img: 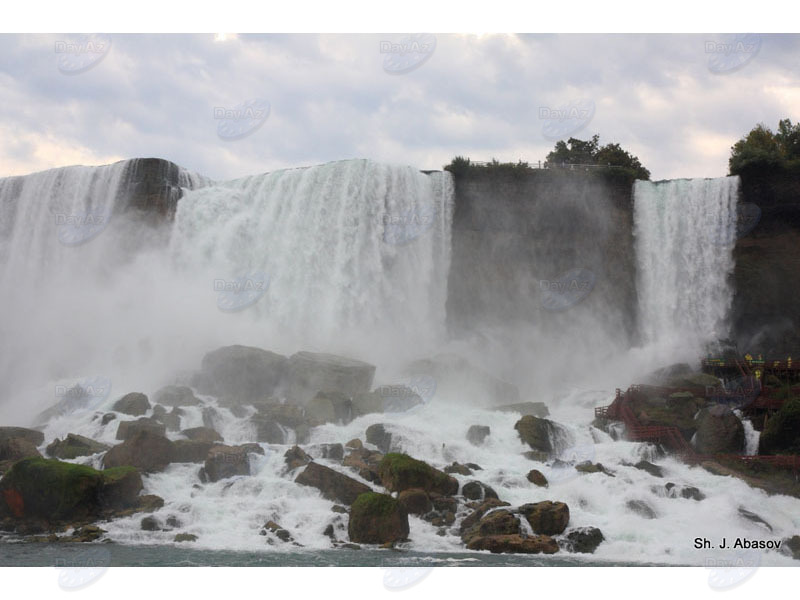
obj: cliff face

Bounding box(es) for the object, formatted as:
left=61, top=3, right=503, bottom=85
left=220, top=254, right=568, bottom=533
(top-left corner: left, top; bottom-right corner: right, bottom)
left=445, top=169, right=639, bottom=345
left=733, top=168, right=800, bottom=354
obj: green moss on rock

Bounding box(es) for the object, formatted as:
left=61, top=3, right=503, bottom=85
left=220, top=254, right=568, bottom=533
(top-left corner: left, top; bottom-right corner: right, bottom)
left=348, top=492, right=409, bottom=544
left=378, top=453, right=458, bottom=496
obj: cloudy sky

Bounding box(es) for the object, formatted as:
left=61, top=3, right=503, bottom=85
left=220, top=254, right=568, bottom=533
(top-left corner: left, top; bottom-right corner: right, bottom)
left=1, top=32, right=798, bottom=181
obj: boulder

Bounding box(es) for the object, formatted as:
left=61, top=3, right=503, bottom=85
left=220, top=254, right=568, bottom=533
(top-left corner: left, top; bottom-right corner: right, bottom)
left=101, top=413, right=117, bottom=426
left=261, top=520, right=294, bottom=543
left=307, top=391, right=353, bottom=426
left=0, top=427, right=44, bottom=447
left=694, top=406, right=745, bottom=455
left=397, top=488, right=433, bottom=515
left=174, top=533, right=197, bottom=542
left=295, top=462, right=372, bottom=505
left=103, top=430, right=176, bottom=473
left=351, top=392, right=383, bottom=417
left=172, top=440, right=214, bottom=463
left=98, top=467, right=144, bottom=510
left=626, top=499, right=657, bottom=519
left=342, top=448, right=383, bottom=482
left=284, top=445, right=312, bottom=471
left=575, top=462, right=614, bottom=477
left=461, top=509, right=521, bottom=545
left=152, top=405, right=182, bottom=431
left=378, top=453, right=459, bottom=496
left=759, top=398, right=800, bottom=455
left=467, top=534, right=559, bottom=554
left=514, top=416, right=562, bottom=454
left=318, top=443, right=344, bottom=461
left=462, top=481, right=499, bottom=501
left=466, top=425, right=491, bottom=446
left=116, top=418, right=166, bottom=441
left=141, top=515, right=160, bottom=531
left=738, top=507, right=772, bottom=532
left=370, top=385, right=423, bottom=413
left=785, top=535, right=800, bottom=560
left=0, top=437, right=41, bottom=469
left=286, top=351, right=376, bottom=404
left=46, top=434, right=110, bottom=459
left=561, top=527, right=605, bottom=553
left=633, top=460, right=664, bottom=478
left=526, top=469, right=548, bottom=487
left=112, top=393, right=151, bottom=416
left=365, top=423, right=392, bottom=453
left=444, top=462, right=473, bottom=476
left=664, top=482, right=705, bottom=501
left=345, top=438, right=363, bottom=450
left=203, top=445, right=250, bottom=482
left=494, top=402, right=550, bottom=418
left=249, top=401, right=309, bottom=444
left=154, top=385, right=201, bottom=407
left=181, top=427, right=223, bottom=443
left=348, top=492, right=409, bottom=544
left=196, top=345, right=288, bottom=405
left=518, top=501, right=570, bottom=535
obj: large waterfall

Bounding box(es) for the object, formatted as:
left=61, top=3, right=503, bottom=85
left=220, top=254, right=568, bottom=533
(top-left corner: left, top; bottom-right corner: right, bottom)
left=633, top=177, right=739, bottom=351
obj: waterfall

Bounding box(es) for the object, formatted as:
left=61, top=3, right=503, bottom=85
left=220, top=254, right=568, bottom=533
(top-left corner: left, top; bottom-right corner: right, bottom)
left=633, top=177, right=739, bottom=351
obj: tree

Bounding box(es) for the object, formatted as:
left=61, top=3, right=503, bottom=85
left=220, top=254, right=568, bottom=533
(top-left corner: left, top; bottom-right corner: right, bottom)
left=545, top=135, right=650, bottom=180
left=729, top=118, right=800, bottom=175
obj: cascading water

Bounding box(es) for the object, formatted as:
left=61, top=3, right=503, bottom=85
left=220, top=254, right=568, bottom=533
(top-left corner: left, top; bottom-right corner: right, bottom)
left=633, top=176, right=740, bottom=351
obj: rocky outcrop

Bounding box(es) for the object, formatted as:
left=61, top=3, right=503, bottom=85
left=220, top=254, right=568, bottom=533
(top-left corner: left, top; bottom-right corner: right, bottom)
left=295, top=462, right=372, bottom=505
left=307, top=391, right=353, bottom=426
left=152, top=405, right=182, bottom=431
left=514, top=415, right=563, bottom=454
left=348, top=492, right=409, bottom=544
left=378, top=453, right=459, bottom=496
left=0, top=427, right=44, bottom=446
left=196, top=345, right=288, bottom=405
left=286, top=351, right=376, bottom=404
left=466, top=425, right=490, bottom=446
left=342, top=447, right=383, bottom=482
left=181, top=427, right=223, bottom=443
left=397, top=488, right=433, bottom=515
left=561, top=527, right=605, bottom=553
left=249, top=401, right=308, bottom=444
left=0, top=437, right=41, bottom=474
left=462, top=481, right=499, bottom=501
left=365, top=423, right=392, bottom=453
left=46, top=434, right=110, bottom=459
left=103, top=430, right=176, bottom=472
left=172, top=440, right=214, bottom=463
left=112, top=392, right=151, bottom=416
left=518, top=501, right=570, bottom=535
left=694, top=406, right=745, bottom=454
left=116, top=418, right=166, bottom=441
left=202, top=445, right=250, bottom=482
left=153, top=385, right=201, bottom=407
left=461, top=508, right=521, bottom=545
left=284, top=445, right=312, bottom=471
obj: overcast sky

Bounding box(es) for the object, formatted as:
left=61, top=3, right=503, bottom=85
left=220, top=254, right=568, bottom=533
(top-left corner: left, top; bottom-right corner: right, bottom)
left=1, top=32, right=798, bottom=181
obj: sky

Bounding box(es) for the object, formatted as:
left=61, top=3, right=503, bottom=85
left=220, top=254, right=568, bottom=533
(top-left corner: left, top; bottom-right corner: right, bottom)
left=1, top=32, right=799, bottom=181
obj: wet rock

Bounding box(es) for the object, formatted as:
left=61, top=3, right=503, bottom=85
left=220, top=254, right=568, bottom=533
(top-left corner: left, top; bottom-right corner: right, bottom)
left=526, top=469, right=548, bottom=487
left=467, top=534, right=559, bottom=554
left=494, top=402, right=550, bottom=418
left=154, top=385, right=201, bottom=407
left=348, top=492, right=409, bottom=545
left=694, top=406, right=745, bottom=454
left=203, top=445, right=250, bottom=482
left=626, top=500, right=657, bottom=519
left=197, top=345, right=288, bottom=405
left=166, top=515, right=182, bottom=529
left=249, top=401, right=308, bottom=443
left=518, top=501, right=570, bottom=535
left=459, top=498, right=512, bottom=535
left=378, top=453, right=459, bottom=496
left=397, top=488, right=433, bottom=516
left=172, top=440, right=214, bottom=463
left=0, top=427, right=44, bottom=447
left=174, top=533, right=197, bottom=542
left=342, top=448, right=383, bottom=482
left=365, top=423, right=392, bottom=453
left=261, top=520, right=293, bottom=542
left=286, top=351, right=376, bottom=404
left=152, top=405, right=181, bottom=432
left=575, top=461, right=614, bottom=477
left=0, top=437, right=41, bottom=474
left=351, top=392, right=383, bottom=417
left=430, top=494, right=458, bottom=513
left=462, top=481, right=499, bottom=501
left=345, top=438, right=362, bottom=450
left=561, top=527, right=605, bottom=553
left=664, top=482, right=705, bottom=501
left=307, top=391, right=353, bottom=426
left=181, top=427, right=223, bottom=443
left=785, top=535, right=800, bottom=560
left=115, top=418, right=166, bottom=441
left=371, top=385, right=423, bottom=413
left=738, top=507, right=773, bottom=532
left=104, top=430, right=176, bottom=473
left=140, top=515, right=161, bottom=531
left=467, top=425, right=491, bottom=446
left=101, top=413, right=117, bottom=426
left=284, top=445, right=312, bottom=471
left=112, top=392, right=151, bottom=416
left=461, top=509, right=520, bottom=545
left=514, top=415, right=562, bottom=454
left=522, top=450, right=550, bottom=462
left=331, top=505, right=348, bottom=514
left=318, top=443, right=344, bottom=461
left=295, top=462, right=371, bottom=505
left=444, top=462, right=473, bottom=476
left=633, top=460, right=664, bottom=478
left=46, top=434, right=110, bottom=459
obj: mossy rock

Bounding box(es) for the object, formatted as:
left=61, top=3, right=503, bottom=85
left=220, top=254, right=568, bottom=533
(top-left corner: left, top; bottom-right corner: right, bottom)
left=759, top=398, right=800, bottom=455
left=378, top=453, right=458, bottom=496
left=347, top=492, right=409, bottom=544
left=46, top=434, right=110, bottom=459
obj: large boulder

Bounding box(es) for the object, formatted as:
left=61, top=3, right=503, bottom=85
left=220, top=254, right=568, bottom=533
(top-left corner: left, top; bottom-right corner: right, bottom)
left=405, top=353, right=520, bottom=405
left=172, top=440, right=214, bottom=463
left=467, top=425, right=491, bottom=446
left=307, top=391, right=353, bottom=426
left=365, top=423, right=393, bottom=453
left=116, top=418, right=166, bottom=441
left=397, top=488, right=433, bottom=516
left=284, top=445, right=312, bottom=471
left=694, top=406, right=745, bottom=454
left=152, top=405, right=182, bottom=431
left=103, top=430, right=176, bottom=473
left=46, top=434, right=110, bottom=459
left=153, top=385, right=201, bottom=407
left=197, top=345, right=288, bottom=405
left=462, top=481, right=499, bottom=501
left=348, top=492, right=409, bottom=544
left=112, top=392, right=151, bottom=416
left=295, top=462, right=372, bottom=505
left=526, top=469, right=548, bottom=487
left=249, top=401, right=309, bottom=444
left=518, top=501, right=570, bottom=535
left=202, top=445, right=250, bottom=482
left=759, top=398, right=800, bottom=455
left=461, top=509, right=521, bottom=545
left=459, top=498, right=512, bottom=535
left=514, top=416, right=563, bottom=454
left=181, top=427, right=223, bottom=443
left=370, top=385, right=423, bottom=413
left=0, top=437, right=41, bottom=474
left=561, top=527, right=604, bottom=553
left=0, top=458, right=142, bottom=527
left=342, top=447, right=383, bottom=482
left=378, top=453, right=459, bottom=496
left=286, top=351, right=376, bottom=404
left=467, top=534, right=559, bottom=554
left=0, top=427, right=44, bottom=447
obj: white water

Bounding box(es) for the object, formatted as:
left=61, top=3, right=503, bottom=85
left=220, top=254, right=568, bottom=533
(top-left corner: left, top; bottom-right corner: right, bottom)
left=634, top=177, right=739, bottom=353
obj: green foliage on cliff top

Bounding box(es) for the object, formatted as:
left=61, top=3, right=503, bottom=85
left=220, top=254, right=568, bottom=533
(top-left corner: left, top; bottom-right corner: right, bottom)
left=729, top=118, right=800, bottom=176
left=759, top=397, right=800, bottom=455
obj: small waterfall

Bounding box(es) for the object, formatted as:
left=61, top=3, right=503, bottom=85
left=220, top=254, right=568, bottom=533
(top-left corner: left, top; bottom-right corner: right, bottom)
left=633, top=177, right=739, bottom=350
